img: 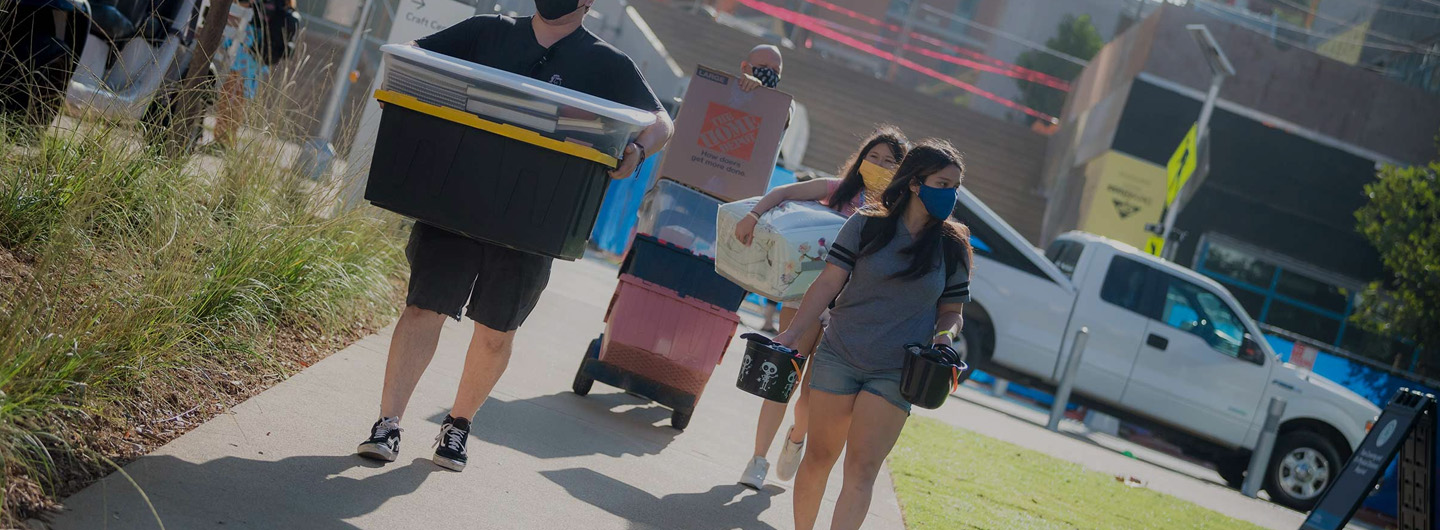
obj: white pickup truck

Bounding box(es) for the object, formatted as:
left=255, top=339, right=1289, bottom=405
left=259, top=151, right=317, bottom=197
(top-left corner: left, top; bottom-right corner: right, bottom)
left=952, top=187, right=1380, bottom=510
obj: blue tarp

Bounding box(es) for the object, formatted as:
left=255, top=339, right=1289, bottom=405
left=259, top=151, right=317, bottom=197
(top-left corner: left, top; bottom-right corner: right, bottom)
left=589, top=157, right=659, bottom=256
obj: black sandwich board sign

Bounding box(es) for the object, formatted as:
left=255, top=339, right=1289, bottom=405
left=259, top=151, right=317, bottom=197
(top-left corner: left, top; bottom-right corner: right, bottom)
left=1302, top=388, right=1435, bottom=530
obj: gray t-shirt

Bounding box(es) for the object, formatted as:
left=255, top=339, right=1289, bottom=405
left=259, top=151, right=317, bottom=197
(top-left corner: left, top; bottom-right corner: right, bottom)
left=820, top=214, right=972, bottom=372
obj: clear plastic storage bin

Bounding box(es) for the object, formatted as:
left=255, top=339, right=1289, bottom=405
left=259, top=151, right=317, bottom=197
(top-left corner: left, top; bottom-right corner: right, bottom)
left=379, top=44, right=654, bottom=159
left=635, top=178, right=724, bottom=258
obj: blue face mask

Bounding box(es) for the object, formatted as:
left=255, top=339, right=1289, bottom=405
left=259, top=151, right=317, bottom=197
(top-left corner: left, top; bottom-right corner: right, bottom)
left=917, top=183, right=958, bottom=220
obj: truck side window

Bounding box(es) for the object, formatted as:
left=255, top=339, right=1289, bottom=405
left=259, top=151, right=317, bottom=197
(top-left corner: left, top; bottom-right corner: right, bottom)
left=1045, top=240, right=1083, bottom=279
left=1160, top=278, right=1246, bottom=358
left=1100, top=256, right=1150, bottom=315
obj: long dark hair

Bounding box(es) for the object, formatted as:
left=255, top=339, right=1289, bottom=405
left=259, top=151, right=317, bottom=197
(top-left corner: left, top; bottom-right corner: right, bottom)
left=859, top=139, right=974, bottom=281
left=826, top=125, right=908, bottom=213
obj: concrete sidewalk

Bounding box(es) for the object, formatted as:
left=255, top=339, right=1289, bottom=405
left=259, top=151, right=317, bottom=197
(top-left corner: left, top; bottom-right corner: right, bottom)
left=41, top=258, right=904, bottom=529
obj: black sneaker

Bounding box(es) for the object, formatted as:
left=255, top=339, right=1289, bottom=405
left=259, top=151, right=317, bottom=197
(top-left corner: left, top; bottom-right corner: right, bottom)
left=356, top=417, right=402, bottom=462
left=432, top=415, right=471, bottom=471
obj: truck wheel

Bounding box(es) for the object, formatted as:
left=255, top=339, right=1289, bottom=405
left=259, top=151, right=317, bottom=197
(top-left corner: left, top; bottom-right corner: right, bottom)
left=1264, top=431, right=1341, bottom=511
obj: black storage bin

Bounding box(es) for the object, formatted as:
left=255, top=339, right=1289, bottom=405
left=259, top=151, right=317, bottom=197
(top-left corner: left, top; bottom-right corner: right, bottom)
left=899, top=343, right=970, bottom=410
left=736, top=333, right=807, bottom=403
left=621, top=234, right=746, bottom=312
left=366, top=105, right=608, bottom=261
left=363, top=44, right=656, bottom=261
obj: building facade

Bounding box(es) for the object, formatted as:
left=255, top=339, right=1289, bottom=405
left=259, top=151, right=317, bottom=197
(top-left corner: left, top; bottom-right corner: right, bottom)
left=1043, top=3, right=1440, bottom=372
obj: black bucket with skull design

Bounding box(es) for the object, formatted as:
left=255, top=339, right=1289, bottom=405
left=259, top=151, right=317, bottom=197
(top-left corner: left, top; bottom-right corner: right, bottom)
left=736, top=333, right=807, bottom=403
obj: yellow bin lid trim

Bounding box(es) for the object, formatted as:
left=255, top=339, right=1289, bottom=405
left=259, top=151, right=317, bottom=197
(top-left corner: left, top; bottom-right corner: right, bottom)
left=374, top=90, right=620, bottom=169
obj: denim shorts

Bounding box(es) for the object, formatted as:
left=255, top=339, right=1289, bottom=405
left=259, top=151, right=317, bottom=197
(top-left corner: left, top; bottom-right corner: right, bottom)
left=808, top=343, right=911, bottom=414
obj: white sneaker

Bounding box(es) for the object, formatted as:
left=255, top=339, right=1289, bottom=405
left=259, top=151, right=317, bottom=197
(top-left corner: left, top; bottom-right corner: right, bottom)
left=775, top=427, right=805, bottom=481
left=738, top=456, right=769, bottom=490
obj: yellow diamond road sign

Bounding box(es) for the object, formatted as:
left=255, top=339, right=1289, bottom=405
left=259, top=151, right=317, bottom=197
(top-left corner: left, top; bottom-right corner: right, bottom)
left=1166, top=123, right=1198, bottom=206
left=1145, top=236, right=1165, bottom=257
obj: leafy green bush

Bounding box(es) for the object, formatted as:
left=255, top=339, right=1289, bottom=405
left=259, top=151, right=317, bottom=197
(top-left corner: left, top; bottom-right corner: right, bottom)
left=1353, top=145, right=1439, bottom=371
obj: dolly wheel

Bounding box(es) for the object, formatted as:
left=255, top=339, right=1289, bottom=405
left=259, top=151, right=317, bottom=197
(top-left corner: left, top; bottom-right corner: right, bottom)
left=671, top=409, right=692, bottom=431
left=572, top=369, right=594, bottom=396
left=573, top=338, right=601, bottom=396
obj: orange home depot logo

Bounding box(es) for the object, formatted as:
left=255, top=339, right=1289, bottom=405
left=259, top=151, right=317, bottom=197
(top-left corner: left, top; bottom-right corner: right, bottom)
left=697, top=103, right=763, bottom=162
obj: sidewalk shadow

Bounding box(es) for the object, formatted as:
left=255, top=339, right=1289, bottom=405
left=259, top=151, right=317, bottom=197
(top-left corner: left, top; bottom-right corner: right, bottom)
left=540, top=467, right=783, bottom=530
left=426, top=391, right=680, bottom=461
left=46, top=455, right=440, bottom=529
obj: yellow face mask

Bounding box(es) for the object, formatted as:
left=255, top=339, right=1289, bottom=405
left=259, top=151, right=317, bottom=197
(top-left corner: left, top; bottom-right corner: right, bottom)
left=858, top=160, right=896, bottom=193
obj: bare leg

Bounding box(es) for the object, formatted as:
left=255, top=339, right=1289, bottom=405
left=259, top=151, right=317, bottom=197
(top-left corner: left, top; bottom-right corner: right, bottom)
left=761, top=300, right=780, bottom=331
left=752, top=305, right=800, bottom=457
left=448, top=322, right=516, bottom=420
left=752, top=399, right=786, bottom=459
left=793, top=389, right=856, bottom=530
left=831, top=393, right=908, bottom=530
left=378, top=306, right=448, bottom=419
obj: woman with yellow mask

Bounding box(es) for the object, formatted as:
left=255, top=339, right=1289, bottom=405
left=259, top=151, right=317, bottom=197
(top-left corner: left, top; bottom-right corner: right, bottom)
left=735, top=125, right=908, bottom=489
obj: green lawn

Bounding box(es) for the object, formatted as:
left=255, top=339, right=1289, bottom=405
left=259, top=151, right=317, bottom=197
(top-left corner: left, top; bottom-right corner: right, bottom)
left=888, top=417, right=1266, bottom=530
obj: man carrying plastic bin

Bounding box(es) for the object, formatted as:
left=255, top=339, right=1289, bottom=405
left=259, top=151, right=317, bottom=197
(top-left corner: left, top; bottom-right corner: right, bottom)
left=355, top=0, right=674, bottom=472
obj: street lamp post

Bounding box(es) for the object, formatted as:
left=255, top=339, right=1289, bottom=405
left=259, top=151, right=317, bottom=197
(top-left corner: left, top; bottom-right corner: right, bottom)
left=1159, top=24, right=1235, bottom=261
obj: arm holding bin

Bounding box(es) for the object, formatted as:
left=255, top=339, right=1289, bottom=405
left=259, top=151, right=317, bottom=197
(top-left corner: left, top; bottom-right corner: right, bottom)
left=934, top=241, right=973, bottom=349
left=609, top=111, right=673, bottom=180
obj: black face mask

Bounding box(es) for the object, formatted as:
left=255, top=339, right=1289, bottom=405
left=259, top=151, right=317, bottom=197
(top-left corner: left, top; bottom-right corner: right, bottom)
left=535, top=0, right=580, bottom=20
left=751, top=66, right=780, bottom=89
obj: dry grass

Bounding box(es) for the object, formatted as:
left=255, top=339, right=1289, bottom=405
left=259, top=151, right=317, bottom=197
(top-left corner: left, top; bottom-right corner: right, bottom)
left=0, top=45, right=407, bottom=526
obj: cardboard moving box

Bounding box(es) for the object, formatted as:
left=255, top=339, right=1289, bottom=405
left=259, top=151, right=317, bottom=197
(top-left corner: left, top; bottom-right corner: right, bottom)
left=658, top=65, right=792, bottom=202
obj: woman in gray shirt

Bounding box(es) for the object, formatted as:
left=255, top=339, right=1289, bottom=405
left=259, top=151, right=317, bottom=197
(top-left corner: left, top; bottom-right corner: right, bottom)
left=773, top=139, right=973, bottom=530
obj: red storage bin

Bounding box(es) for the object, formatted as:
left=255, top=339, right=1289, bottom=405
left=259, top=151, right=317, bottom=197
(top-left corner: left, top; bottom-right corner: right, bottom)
left=600, top=274, right=740, bottom=395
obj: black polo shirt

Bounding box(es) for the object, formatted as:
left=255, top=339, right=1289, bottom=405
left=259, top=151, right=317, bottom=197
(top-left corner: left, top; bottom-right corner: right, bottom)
left=415, top=15, right=663, bottom=114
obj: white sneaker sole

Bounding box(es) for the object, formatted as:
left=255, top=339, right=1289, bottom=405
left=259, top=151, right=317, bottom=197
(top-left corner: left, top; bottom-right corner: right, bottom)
left=433, top=453, right=467, bottom=471
left=357, top=443, right=397, bottom=462
left=738, top=475, right=765, bottom=490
